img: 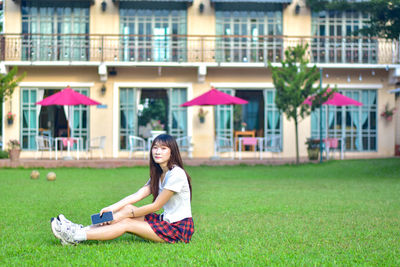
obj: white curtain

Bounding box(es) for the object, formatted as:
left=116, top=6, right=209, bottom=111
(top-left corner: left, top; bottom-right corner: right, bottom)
left=136, top=88, right=141, bottom=135
left=63, top=106, right=73, bottom=134
left=136, top=88, right=141, bottom=114
left=328, top=107, right=335, bottom=138
left=36, top=89, right=45, bottom=116
left=352, top=110, right=360, bottom=150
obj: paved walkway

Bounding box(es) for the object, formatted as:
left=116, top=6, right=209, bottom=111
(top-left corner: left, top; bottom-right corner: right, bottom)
left=0, top=157, right=312, bottom=168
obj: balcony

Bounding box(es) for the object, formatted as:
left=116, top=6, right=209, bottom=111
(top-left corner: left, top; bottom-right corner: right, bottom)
left=0, top=33, right=398, bottom=65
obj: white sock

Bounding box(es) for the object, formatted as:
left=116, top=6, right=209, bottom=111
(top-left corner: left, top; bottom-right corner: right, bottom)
left=82, top=225, right=92, bottom=231
left=74, top=228, right=87, bottom=242
left=82, top=224, right=100, bottom=231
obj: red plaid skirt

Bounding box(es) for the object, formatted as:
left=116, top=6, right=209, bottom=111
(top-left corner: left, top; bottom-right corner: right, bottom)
left=145, top=213, right=194, bottom=243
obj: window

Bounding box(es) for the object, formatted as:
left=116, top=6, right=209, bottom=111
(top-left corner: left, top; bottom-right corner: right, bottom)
left=71, top=88, right=89, bottom=149
left=263, top=89, right=282, bottom=150
left=215, top=89, right=234, bottom=141
left=21, top=88, right=38, bottom=150
left=216, top=8, right=283, bottom=63
left=21, top=1, right=90, bottom=61
left=168, top=88, right=187, bottom=139
left=311, top=10, right=377, bottom=63
left=311, top=89, right=377, bottom=151
left=120, top=88, right=138, bottom=150
left=120, top=4, right=187, bottom=62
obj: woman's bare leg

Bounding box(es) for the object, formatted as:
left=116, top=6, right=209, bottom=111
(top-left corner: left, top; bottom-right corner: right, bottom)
left=86, top=217, right=164, bottom=242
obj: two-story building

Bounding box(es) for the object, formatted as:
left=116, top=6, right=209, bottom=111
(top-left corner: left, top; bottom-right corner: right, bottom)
left=1, top=0, right=399, bottom=159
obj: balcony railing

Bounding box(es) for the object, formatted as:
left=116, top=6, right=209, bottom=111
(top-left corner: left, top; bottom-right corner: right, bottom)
left=1, top=34, right=398, bottom=65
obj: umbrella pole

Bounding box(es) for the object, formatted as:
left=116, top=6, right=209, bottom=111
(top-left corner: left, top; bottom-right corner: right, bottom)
left=326, top=106, right=329, bottom=160
left=67, top=120, right=70, bottom=138
left=66, top=107, right=72, bottom=159
left=319, top=68, right=323, bottom=163
left=211, top=107, right=220, bottom=159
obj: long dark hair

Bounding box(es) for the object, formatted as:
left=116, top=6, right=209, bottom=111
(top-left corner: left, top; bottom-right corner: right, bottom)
left=149, top=134, right=192, bottom=202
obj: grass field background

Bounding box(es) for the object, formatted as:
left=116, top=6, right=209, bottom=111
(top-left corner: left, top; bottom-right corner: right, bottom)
left=1, top=158, right=400, bottom=266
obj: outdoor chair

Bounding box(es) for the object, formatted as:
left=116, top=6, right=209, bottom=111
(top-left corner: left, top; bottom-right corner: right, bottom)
left=323, top=137, right=345, bottom=160
left=264, top=136, right=282, bottom=155
left=176, top=136, right=193, bottom=158
left=128, top=135, right=146, bottom=159
left=35, top=135, right=53, bottom=159
left=216, top=136, right=234, bottom=159
left=86, top=136, right=106, bottom=159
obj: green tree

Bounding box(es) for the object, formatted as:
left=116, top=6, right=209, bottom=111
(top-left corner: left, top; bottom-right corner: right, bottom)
left=306, top=0, right=400, bottom=40
left=268, top=44, right=332, bottom=164
left=360, top=0, right=400, bottom=40
left=0, top=66, right=26, bottom=135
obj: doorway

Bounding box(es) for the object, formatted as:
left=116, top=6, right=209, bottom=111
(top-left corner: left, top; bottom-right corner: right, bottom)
left=234, top=90, right=265, bottom=137
left=38, top=89, right=68, bottom=138
left=137, top=89, right=169, bottom=139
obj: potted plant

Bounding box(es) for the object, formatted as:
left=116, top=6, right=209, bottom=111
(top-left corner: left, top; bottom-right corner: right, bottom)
left=6, top=112, right=15, bottom=125
left=241, top=122, right=247, bottom=131
left=149, top=119, right=166, bottom=139
left=198, top=108, right=208, bottom=123
left=305, top=138, right=320, bottom=160
left=381, top=103, right=396, bottom=121
left=7, top=139, right=21, bottom=161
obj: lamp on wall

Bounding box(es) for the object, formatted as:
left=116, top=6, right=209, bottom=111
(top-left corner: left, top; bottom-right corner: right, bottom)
left=101, top=84, right=106, bottom=95
left=101, top=0, right=107, bottom=12
left=199, top=3, right=204, bottom=13
left=295, top=4, right=300, bottom=14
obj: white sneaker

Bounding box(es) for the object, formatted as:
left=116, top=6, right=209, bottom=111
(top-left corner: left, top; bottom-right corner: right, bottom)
left=50, top=217, right=72, bottom=246
left=58, top=222, right=81, bottom=246
left=50, top=217, right=62, bottom=240
left=57, top=214, right=83, bottom=230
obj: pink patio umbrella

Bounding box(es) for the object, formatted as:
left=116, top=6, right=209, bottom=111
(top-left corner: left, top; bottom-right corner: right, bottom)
left=180, top=87, right=248, bottom=158
left=36, top=87, right=101, bottom=138
left=303, top=88, right=363, bottom=107
left=303, top=88, right=363, bottom=160
left=181, top=87, right=248, bottom=106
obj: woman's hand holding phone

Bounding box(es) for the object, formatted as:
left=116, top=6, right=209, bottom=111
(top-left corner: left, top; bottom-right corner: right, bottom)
left=100, top=206, right=113, bottom=216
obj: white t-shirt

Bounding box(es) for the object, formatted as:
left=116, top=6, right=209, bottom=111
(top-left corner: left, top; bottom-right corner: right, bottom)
left=146, top=166, right=192, bottom=223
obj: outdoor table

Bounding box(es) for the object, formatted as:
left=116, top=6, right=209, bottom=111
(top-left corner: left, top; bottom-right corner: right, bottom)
left=237, top=137, right=264, bottom=160
left=234, top=130, right=256, bottom=151
left=55, top=137, right=83, bottom=160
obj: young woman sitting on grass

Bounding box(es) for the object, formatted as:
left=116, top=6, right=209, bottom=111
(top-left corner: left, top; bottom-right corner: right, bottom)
left=51, top=134, right=194, bottom=245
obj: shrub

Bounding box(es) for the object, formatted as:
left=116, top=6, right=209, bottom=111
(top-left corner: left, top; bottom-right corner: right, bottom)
left=0, top=150, right=9, bottom=158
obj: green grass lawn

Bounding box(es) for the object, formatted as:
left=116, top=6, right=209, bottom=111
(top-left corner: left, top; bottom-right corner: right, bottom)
left=1, top=159, right=400, bottom=266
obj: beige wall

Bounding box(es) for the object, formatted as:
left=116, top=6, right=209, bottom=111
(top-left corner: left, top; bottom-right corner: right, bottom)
left=91, top=0, right=119, bottom=35
left=2, top=0, right=397, bottom=159
left=4, top=65, right=396, bottom=159
left=283, top=0, right=311, bottom=37
left=4, top=0, right=21, bottom=33
left=188, top=0, right=215, bottom=36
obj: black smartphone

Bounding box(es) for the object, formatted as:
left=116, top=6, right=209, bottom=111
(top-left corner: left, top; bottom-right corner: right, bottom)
left=91, top=211, right=113, bottom=225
